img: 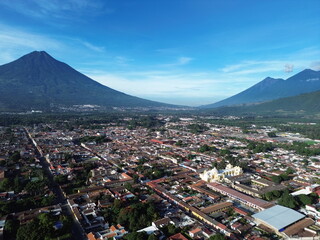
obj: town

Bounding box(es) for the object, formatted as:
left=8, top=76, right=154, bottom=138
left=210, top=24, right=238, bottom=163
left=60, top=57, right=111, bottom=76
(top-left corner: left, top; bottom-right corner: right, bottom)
left=0, top=114, right=320, bottom=240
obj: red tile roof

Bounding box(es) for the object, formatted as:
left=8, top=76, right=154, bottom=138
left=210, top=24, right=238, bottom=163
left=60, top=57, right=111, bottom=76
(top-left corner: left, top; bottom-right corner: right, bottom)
left=87, top=232, right=101, bottom=240
left=189, top=228, right=201, bottom=234
left=208, top=182, right=269, bottom=208
left=110, top=225, right=117, bottom=232
left=168, top=233, right=189, bottom=240
left=233, top=206, right=249, bottom=216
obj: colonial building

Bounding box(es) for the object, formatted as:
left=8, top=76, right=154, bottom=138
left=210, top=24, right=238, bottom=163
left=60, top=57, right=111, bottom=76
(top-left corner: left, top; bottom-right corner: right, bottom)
left=200, top=164, right=243, bottom=182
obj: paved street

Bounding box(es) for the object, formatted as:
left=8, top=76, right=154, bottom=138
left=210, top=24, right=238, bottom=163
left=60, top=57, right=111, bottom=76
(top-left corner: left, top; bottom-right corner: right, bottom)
left=25, top=128, right=87, bottom=240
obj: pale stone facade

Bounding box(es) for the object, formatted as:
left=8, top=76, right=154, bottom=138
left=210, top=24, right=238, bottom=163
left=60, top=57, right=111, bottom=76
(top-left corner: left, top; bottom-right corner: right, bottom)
left=200, top=164, right=243, bottom=182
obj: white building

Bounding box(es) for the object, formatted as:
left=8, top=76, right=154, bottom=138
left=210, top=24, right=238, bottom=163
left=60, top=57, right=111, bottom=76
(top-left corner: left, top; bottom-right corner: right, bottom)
left=200, top=164, right=243, bottom=182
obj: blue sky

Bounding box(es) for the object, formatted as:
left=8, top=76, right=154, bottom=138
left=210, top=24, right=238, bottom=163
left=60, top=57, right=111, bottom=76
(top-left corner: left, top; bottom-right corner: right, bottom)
left=0, top=0, right=319, bottom=106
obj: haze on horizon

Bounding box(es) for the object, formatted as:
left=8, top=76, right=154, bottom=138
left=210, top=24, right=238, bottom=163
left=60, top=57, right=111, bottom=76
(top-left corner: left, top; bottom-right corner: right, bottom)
left=0, top=0, right=319, bottom=106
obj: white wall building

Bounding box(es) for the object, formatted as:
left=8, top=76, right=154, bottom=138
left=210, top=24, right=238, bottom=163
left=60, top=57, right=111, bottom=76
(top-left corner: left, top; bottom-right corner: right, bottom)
left=200, top=164, right=243, bottom=182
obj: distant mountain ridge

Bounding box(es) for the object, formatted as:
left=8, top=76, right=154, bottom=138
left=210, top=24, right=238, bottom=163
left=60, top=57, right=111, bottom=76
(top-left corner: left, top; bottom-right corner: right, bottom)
left=207, top=90, right=320, bottom=116
left=0, top=51, right=175, bottom=111
left=249, top=90, right=320, bottom=113
left=201, top=69, right=320, bottom=108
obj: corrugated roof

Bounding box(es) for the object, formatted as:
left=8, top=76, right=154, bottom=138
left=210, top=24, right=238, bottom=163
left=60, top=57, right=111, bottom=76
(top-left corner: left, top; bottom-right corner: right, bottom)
left=201, top=202, right=233, bottom=214
left=252, top=205, right=305, bottom=230
left=283, top=218, right=314, bottom=236
left=208, top=182, right=270, bottom=208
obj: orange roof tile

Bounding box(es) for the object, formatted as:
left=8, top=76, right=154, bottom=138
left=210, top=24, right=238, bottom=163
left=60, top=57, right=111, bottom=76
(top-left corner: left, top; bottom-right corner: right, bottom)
left=110, top=225, right=117, bottom=232
left=168, top=233, right=188, bottom=240
left=217, top=223, right=227, bottom=230
left=87, top=232, right=100, bottom=240
left=189, top=228, right=201, bottom=234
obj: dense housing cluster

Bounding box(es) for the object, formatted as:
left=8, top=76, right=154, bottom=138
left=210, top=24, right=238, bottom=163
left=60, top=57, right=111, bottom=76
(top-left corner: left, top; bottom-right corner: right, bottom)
left=0, top=115, right=320, bottom=240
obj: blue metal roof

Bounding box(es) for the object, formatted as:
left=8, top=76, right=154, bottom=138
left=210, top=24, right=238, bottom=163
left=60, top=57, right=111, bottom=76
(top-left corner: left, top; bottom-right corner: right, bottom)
left=252, top=205, right=305, bottom=230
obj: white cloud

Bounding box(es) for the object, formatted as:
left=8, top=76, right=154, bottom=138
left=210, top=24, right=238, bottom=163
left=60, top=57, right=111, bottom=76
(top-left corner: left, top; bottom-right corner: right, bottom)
left=310, top=61, right=320, bottom=70
left=83, top=69, right=255, bottom=106
left=222, top=60, right=289, bottom=74
left=80, top=41, right=105, bottom=53
left=221, top=60, right=318, bottom=77
left=178, top=57, right=193, bottom=65
left=83, top=46, right=320, bottom=105
left=0, top=0, right=111, bottom=20
left=0, top=23, right=110, bottom=65
left=160, top=56, right=193, bottom=68
left=87, top=70, right=211, bottom=95
left=0, top=20, right=318, bottom=106
left=114, top=56, right=134, bottom=66
left=0, top=24, right=63, bottom=64
left=221, top=48, right=320, bottom=76
left=284, top=64, right=294, bottom=73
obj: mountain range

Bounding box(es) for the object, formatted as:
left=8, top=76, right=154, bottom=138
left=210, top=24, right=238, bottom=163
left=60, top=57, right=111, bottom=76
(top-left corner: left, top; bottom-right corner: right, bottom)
left=0, top=51, right=174, bottom=111
left=202, top=69, right=320, bottom=108
left=0, top=51, right=319, bottom=114
left=206, top=90, right=320, bottom=116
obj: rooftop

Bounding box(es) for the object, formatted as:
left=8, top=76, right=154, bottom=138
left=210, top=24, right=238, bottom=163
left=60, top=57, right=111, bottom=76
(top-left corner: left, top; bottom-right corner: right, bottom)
left=168, top=233, right=189, bottom=240
left=252, top=205, right=305, bottom=231
left=282, top=218, right=314, bottom=237
left=208, top=182, right=270, bottom=208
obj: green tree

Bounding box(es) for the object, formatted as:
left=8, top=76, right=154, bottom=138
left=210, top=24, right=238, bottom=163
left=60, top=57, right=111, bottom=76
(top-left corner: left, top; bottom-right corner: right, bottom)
left=279, top=173, right=290, bottom=181
left=209, top=233, right=226, bottom=240
left=136, top=215, right=148, bottom=231
left=167, top=224, right=178, bottom=235
left=286, top=167, right=295, bottom=175
left=148, top=234, right=158, bottom=240
left=124, top=183, right=134, bottom=192
left=9, top=151, right=21, bottom=162
left=38, top=213, right=55, bottom=234
left=175, top=140, right=183, bottom=147
left=271, top=175, right=282, bottom=184
left=112, top=199, right=123, bottom=215
left=124, top=232, right=148, bottom=240
left=0, top=202, right=11, bottom=216
left=199, top=144, right=210, bottom=153
left=267, top=132, right=277, bottom=138
left=16, top=220, right=45, bottom=240
left=40, top=195, right=55, bottom=207
left=13, top=176, right=24, bottom=193
left=147, top=204, right=156, bottom=217
left=297, top=194, right=313, bottom=206
left=133, top=174, right=139, bottom=183
left=0, top=178, right=11, bottom=191
left=219, top=149, right=231, bottom=156
left=278, top=190, right=298, bottom=209
left=217, top=160, right=226, bottom=169
left=4, top=218, right=20, bottom=240
left=263, top=190, right=283, bottom=201
left=25, top=180, right=45, bottom=196
left=54, top=175, right=68, bottom=185
left=187, top=154, right=195, bottom=160
left=264, top=191, right=273, bottom=201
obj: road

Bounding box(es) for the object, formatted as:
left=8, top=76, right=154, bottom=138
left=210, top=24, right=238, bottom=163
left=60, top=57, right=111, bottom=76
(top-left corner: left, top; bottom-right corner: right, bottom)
left=79, top=142, right=122, bottom=169
left=24, top=128, right=87, bottom=240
